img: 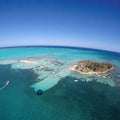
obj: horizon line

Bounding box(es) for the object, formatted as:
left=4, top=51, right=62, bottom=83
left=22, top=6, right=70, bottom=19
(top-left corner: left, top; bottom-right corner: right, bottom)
left=0, top=45, right=120, bottom=54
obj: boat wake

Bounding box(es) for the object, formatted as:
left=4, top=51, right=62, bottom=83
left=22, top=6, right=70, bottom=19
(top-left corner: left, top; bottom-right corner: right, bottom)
left=0, top=81, right=9, bottom=91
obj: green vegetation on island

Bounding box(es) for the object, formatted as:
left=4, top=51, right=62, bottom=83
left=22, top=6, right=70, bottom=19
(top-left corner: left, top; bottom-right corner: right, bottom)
left=74, top=60, right=114, bottom=75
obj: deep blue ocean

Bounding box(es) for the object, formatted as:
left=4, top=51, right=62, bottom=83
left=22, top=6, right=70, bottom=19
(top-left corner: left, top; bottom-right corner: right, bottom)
left=0, top=46, right=120, bottom=120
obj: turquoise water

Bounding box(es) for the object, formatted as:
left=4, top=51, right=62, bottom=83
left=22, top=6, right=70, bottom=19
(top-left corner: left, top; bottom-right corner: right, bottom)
left=0, top=46, right=120, bottom=120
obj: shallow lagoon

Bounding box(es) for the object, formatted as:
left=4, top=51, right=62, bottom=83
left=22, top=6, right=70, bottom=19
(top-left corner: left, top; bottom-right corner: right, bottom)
left=0, top=46, right=120, bottom=120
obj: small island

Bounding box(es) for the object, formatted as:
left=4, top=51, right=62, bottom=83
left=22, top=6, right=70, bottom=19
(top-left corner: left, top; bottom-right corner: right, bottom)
left=73, top=60, right=114, bottom=75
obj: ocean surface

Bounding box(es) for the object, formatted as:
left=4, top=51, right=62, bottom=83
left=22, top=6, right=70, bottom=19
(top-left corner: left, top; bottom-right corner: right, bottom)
left=0, top=46, right=120, bottom=120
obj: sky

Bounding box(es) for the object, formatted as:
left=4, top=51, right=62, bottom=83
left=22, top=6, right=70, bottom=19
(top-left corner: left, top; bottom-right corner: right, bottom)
left=0, top=0, right=120, bottom=52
